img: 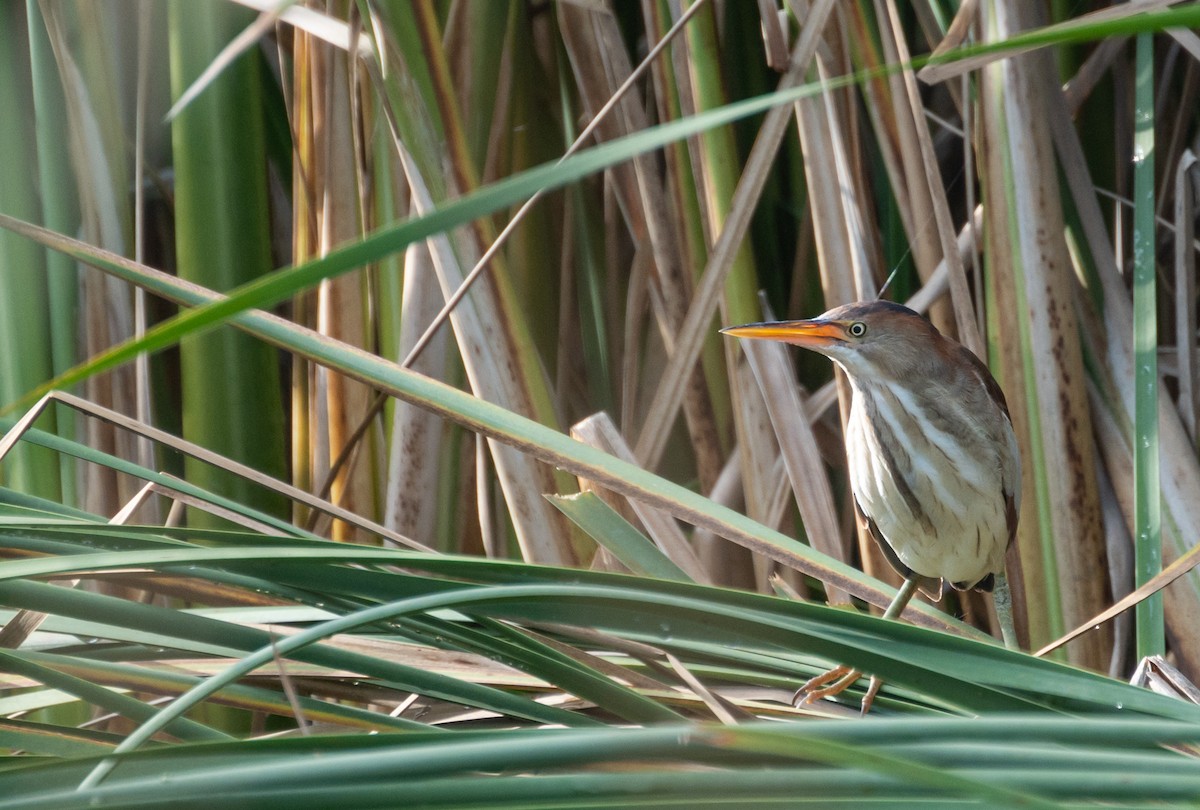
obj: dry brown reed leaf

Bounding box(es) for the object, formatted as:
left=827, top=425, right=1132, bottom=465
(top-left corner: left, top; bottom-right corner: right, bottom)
left=879, top=0, right=981, bottom=354
left=305, top=29, right=375, bottom=541
left=384, top=242, right=450, bottom=545
left=1044, top=51, right=1200, bottom=675
left=571, top=412, right=711, bottom=583
left=396, top=148, right=574, bottom=564
left=735, top=336, right=847, bottom=601
left=978, top=3, right=1109, bottom=668
left=1175, top=151, right=1199, bottom=443
left=559, top=2, right=725, bottom=490
left=632, top=0, right=836, bottom=473
left=791, top=16, right=891, bottom=588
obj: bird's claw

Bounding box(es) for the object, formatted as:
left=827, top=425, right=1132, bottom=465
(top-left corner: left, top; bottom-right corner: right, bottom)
left=793, top=666, right=884, bottom=714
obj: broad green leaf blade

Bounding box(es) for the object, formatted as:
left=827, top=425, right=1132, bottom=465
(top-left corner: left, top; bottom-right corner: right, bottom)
left=5, top=718, right=1200, bottom=808
left=0, top=717, right=126, bottom=758
left=1132, top=30, right=1163, bottom=659
left=0, top=649, right=227, bottom=743
left=548, top=492, right=691, bottom=582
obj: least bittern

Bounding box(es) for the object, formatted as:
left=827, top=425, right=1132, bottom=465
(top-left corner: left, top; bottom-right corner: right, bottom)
left=723, top=300, right=1020, bottom=711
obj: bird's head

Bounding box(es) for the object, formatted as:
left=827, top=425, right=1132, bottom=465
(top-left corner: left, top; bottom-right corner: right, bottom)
left=721, top=300, right=945, bottom=380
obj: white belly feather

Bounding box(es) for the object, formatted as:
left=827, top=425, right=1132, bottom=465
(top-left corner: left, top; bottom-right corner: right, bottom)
left=845, top=381, right=1013, bottom=587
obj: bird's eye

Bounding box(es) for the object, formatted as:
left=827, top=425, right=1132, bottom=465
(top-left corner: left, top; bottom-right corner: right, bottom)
left=848, top=322, right=867, bottom=338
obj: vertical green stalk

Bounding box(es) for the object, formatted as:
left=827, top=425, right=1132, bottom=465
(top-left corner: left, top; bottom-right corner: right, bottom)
left=683, top=2, right=759, bottom=326
left=168, top=2, right=287, bottom=520
left=26, top=2, right=79, bottom=507
left=0, top=6, right=60, bottom=500
left=1132, top=32, right=1162, bottom=658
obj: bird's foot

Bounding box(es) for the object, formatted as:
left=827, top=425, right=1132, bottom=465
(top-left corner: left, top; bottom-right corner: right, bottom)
left=793, top=666, right=884, bottom=714
left=794, top=664, right=859, bottom=702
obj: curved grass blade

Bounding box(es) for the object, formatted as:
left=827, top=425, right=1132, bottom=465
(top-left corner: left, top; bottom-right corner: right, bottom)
left=547, top=492, right=691, bottom=582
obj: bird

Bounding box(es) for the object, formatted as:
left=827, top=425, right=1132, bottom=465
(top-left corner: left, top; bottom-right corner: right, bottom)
left=722, top=300, right=1021, bottom=712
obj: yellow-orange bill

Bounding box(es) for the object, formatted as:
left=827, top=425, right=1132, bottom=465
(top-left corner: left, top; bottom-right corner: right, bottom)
left=720, top=321, right=843, bottom=343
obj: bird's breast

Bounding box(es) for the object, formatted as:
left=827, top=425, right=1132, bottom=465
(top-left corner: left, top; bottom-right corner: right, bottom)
left=845, top=380, right=1015, bottom=588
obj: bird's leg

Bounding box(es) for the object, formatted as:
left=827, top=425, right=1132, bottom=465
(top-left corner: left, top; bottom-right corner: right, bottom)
left=992, top=572, right=1018, bottom=649
left=878, top=575, right=922, bottom=620
left=794, top=577, right=920, bottom=712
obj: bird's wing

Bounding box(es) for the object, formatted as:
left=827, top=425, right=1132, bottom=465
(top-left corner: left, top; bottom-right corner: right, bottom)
left=957, top=342, right=1022, bottom=549
left=954, top=343, right=1012, bottom=419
